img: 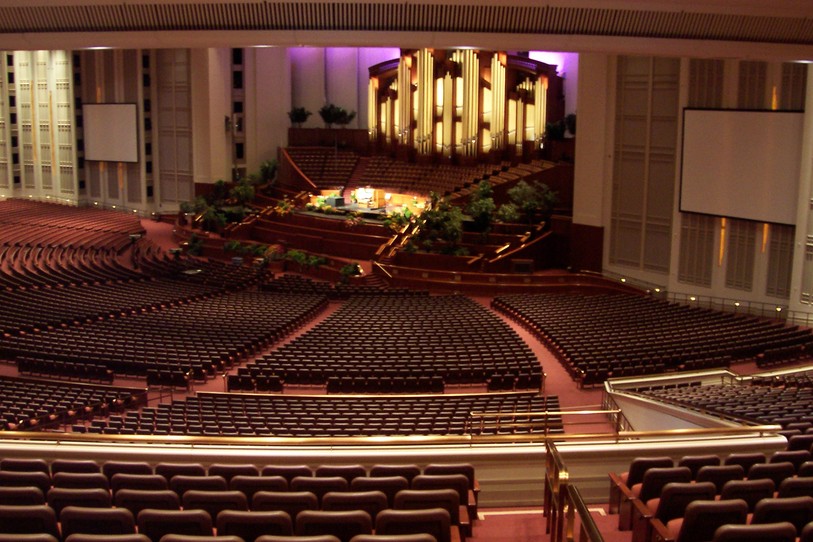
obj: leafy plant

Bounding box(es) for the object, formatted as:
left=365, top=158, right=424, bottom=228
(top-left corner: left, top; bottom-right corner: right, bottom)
left=339, top=263, right=362, bottom=282
left=545, top=120, right=567, bottom=141
left=319, top=103, right=356, bottom=128
left=274, top=198, right=294, bottom=216
left=288, top=107, right=312, bottom=127
left=186, top=234, right=204, bottom=256
left=211, top=179, right=229, bottom=205
left=229, top=177, right=256, bottom=206
left=259, top=159, right=278, bottom=184
left=466, top=180, right=496, bottom=235
left=507, top=180, right=558, bottom=224
left=414, top=193, right=465, bottom=255
left=496, top=202, right=521, bottom=223
left=223, top=240, right=243, bottom=253
left=200, top=206, right=227, bottom=232
left=344, top=213, right=364, bottom=228
left=384, top=209, right=412, bottom=232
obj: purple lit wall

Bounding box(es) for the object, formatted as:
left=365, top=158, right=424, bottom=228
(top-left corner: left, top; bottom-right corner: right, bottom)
left=529, top=51, right=579, bottom=115
left=289, top=47, right=400, bottom=129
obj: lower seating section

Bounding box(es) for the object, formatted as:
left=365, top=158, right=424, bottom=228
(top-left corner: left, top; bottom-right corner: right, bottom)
left=493, top=293, right=813, bottom=386
left=247, top=295, right=541, bottom=391
left=286, top=147, right=360, bottom=189
left=1, top=292, right=328, bottom=380
left=114, top=391, right=561, bottom=436
left=352, top=155, right=508, bottom=197
left=0, top=376, right=146, bottom=431
left=0, top=459, right=480, bottom=541
left=263, top=274, right=428, bottom=300
left=636, top=375, right=813, bottom=432
left=609, top=452, right=813, bottom=542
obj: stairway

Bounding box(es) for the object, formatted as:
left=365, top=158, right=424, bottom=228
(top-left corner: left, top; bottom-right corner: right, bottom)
left=343, top=156, right=370, bottom=195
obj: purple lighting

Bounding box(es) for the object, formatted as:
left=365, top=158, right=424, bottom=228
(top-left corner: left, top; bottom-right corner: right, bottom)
left=528, top=51, right=567, bottom=74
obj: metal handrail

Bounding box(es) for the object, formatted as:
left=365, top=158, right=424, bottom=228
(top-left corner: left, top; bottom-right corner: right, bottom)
left=0, top=424, right=783, bottom=448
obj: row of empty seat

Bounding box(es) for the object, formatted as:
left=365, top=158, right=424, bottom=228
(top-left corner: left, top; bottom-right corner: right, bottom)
left=493, top=292, right=813, bottom=386
left=105, top=391, right=560, bottom=437
left=245, top=295, right=540, bottom=390
left=0, top=375, right=146, bottom=431
left=636, top=377, right=813, bottom=430
left=0, top=459, right=479, bottom=541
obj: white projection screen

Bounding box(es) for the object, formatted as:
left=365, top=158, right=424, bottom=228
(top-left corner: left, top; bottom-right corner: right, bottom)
left=82, top=103, right=139, bottom=163
left=680, top=109, right=803, bottom=225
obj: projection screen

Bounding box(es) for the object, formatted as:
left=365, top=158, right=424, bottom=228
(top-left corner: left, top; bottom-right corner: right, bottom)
left=680, top=108, right=803, bottom=226
left=82, top=103, right=139, bottom=163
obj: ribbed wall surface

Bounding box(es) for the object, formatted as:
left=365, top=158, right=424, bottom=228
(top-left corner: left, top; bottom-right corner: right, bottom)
left=0, top=3, right=812, bottom=45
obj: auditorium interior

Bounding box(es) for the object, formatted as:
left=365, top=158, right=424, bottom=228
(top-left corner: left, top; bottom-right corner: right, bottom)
left=2, top=1, right=813, bottom=541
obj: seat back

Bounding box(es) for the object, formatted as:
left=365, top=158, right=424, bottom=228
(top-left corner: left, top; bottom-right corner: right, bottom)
left=370, top=465, right=421, bottom=484
left=181, top=490, right=248, bottom=518
left=207, top=464, right=260, bottom=482
left=155, top=463, right=206, bottom=482
left=46, top=487, right=111, bottom=515
left=747, top=462, right=796, bottom=488
left=229, top=475, right=288, bottom=501
left=770, top=450, right=811, bottom=471
left=295, top=509, right=373, bottom=542
left=170, top=475, right=227, bottom=497
left=323, top=491, right=388, bottom=521
left=51, top=459, right=100, bottom=475
left=394, top=489, right=460, bottom=524
left=216, top=509, right=294, bottom=540
left=0, top=534, right=59, bottom=542
left=0, top=471, right=51, bottom=493
left=696, top=465, right=745, bottom=495
left=752, top=496, right=813, bottom=534
left=375, top=508, right=450, bottom=542
left=114, top=489, right=181, bottom=516
left=0, top=486, right=44, bottom=505
left=60, top=505, right=136, bottom=538
left=637, top=467, right=692, bottom=503
left=252, top=490, right=318, bottom=520
left=720, top=479, right=775, bottom=512
left=63, top=535, right=150, bottom=542
left=260, top=465, right=313, bottom=483
left=0, top=504, right=59, bottom=538
left=0, top=458, right=49, bottom=475
left=349, top=535, right=437, bottom=542
left=724, top=453, right=766, bottom=473
left=112, top=474, right=169, bottom=493
left=676, top=499, right=748, bottom=542
left=255, top=536, right=340, bottom=542
left=654, top=481, right=716, bottom=523
left=350, top=477, right=409, bottom=508
left=623, top=457, right=674, bottom=487
left=423, top=464, right=475, bottom=490
left=136, top=508, right=213, bottom=542
left=678, top=455, right=721, bottom=479
left=713, top=521, right=797, bottom=542
left=52, top=472, right=110, bottom=490
left=102, top=461, right=153, bottom=480
left=779, top=476, right=813, bottom=499
left=315, top=465, right=367, bottom=485
left=411, top=475, right=468, bottom=505
left=291, top=477, right=349, bottom=505
left=156, top=536, right=243, bottom=542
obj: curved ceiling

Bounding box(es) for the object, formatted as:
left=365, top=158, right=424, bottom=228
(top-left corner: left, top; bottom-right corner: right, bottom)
left=1, top=1, right=812, bottom=59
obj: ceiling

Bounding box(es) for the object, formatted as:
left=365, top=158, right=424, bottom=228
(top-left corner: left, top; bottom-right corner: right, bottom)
left=1, top=0, right=812, bottom=60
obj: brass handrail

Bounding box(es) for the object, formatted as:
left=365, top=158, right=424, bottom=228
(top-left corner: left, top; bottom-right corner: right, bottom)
left=0, top=424, right=783, bottom=448
left=279, top=148, right=318, bottom=191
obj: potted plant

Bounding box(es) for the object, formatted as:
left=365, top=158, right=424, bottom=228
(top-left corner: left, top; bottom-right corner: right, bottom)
left=288, top=107, right=312, bottom=128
